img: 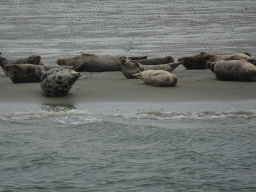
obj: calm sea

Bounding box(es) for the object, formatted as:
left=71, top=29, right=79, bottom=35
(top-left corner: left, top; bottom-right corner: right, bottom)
left=0, top=101, right=256, bottom=192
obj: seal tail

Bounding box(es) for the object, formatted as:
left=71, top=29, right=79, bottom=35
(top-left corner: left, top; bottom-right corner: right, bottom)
left=128, top=56, right=148, bottom=61
left=168, top=62, right=182, bottom=71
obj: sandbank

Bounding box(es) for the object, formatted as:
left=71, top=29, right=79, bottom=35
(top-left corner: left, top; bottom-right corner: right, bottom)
left=1, top=67, right=256, bottom=114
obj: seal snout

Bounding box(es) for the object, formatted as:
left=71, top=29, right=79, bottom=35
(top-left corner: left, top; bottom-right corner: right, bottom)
left=57, top=59, right=66, bottom=66
left=119, top=56, right=127, bottom=64
left=173, top=76, right=178, bottom=85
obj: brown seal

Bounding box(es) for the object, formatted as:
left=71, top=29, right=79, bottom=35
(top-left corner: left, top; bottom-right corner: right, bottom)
left=133, top=70, right=178, bottom=87
left=129, top=56, right=174, bottom=65
left=4, top=64, right=44, bottom=83
left=0, top=55, right=43, bottom=75
left=118, top=56, right=181, bottom=79
left=178, top=52, right=252, bottom=69
left=213, top=60, right=256, bottom=81
left=57, top=53, right=174, bottom=72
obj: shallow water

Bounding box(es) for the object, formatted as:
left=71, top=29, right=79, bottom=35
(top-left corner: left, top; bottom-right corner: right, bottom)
left=1, top=101, right=256, bottom=191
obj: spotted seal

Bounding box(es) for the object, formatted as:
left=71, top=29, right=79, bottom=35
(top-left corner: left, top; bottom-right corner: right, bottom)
left=178, top=52, right=253, bottom=69
left=40, top=68, right=80, bottom=97
left=213, top=60, right=256, bottom=81
left=118, top=56, right=181, bottom=79
left=133, top=70, right=178, bottom=87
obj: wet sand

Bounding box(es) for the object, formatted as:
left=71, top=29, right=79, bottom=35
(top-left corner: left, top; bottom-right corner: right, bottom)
left=1, top=0, right=256, bottom=112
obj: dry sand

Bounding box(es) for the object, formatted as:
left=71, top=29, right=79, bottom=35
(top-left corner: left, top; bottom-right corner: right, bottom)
left=1, top=0, right=256, bottom=112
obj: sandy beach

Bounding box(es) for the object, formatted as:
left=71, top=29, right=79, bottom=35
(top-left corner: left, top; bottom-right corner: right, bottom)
left=1, top=0, right=256, bottom=112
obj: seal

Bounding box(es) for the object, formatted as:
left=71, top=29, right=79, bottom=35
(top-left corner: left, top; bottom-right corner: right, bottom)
left=129, top=56, right=174, bottom=65
left=4, top=64, right=45, bottom=83
left=132, top=70, right=178, bottom=87
left=57, top=53, right=137, bottom=72
left=213, top=60, right=256, bottom=81
left=118, top=56, right=181, bottom=79
left=4, top=64, right=78, bottom=83
left=0, top=55, right=43, bottom=75
left=206, top=53, right=256, bottom=72
left=57, top=53, right=174, bottom=72
left=178, top=52, right=252, bottom=69
left=40, top=68, right=80, bottom=97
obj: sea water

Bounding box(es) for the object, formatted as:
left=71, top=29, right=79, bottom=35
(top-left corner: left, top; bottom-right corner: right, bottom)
left=0, top=101, right=256, bottom=192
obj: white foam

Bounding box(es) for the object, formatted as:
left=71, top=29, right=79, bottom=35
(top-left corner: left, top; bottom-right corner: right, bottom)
left=1, top=102, right=256, bottom=125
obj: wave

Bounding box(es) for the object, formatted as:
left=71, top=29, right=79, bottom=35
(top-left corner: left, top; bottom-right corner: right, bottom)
left=125, top=110, right=256, bottom=121
left=0, top=105, right=256, bottom=125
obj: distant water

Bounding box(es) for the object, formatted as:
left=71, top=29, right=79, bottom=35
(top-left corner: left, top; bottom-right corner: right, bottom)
left=1, top=101, right=256, bottom=191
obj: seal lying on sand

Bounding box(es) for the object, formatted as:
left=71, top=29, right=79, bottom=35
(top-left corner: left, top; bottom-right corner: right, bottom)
left=129, top=56, right=174, bottom=65
left=4, top=64, right=45, bottom=83
left=56, top=53, right=142, bottom=72
left=133, top=70, right=178, bottom=87
left=0, top=55, right=43, bottom=75
left=4, top=64, right=78, bottom=83
left=57, top=53, right=174, bottom=72
left=206, top=53, right=256, bottom=72
left=213, top=60, right=256, bottom=81
left=118, top=56, right=181, bottom=79
left=40, top=68, right=80, bottom=97
left=178, top=52, right=253, bottom=69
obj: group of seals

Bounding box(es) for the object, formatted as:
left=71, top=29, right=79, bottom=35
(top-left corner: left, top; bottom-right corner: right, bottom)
left=1, top=50, right=256, bottom=97
left=57, top=53, right=174, bottom=72
left=1, top=53, right=178, bottom=96
left=3, top=63, right=79, bottom=83
left=178, top=52, right=255, bottom=70
left=0, top=55, right=43, bottom=76
left=118, top=56, right=181, bottom=79
left=177, top=51, right=256, bottom=82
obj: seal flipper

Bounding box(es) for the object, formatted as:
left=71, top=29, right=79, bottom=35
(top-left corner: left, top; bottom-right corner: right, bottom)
left=128, top=56, right=148, bottom=60
left=73, top=62, right=89, bottom=72
left=132, top=72, right=142, bottom=79
left=135, top=62, right=145, bottom=71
